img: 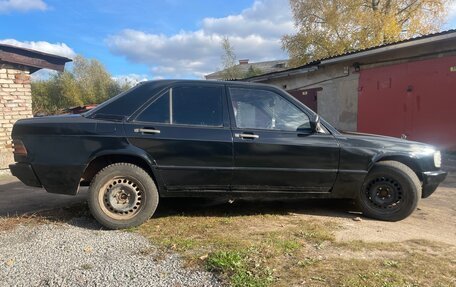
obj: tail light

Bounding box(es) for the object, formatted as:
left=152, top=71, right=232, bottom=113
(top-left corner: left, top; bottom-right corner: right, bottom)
left=12, top=139, right=27, bottom=157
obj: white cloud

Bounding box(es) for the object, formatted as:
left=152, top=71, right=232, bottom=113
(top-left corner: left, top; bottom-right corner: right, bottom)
left=30, top=68, right=57, bottom=81
left=448, top=1, right=456, bottom=19
left=0, top=0, right=47, bottom=13
left=106, top=0, right=294, bottom=79
left=0, top=39, right=76, bottom=59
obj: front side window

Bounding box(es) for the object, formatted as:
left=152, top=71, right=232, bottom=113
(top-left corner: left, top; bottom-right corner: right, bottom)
left=229, top=88, right=310, bottom=131
left=136, top=86, right=223, bottom=127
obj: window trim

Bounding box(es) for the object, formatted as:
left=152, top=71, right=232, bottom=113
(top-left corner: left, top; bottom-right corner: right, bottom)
left=226, top=86, right=313, bottom=133
left=169, top=87, right=173, bottom=124
left=131, top=84, right=227, bottom=128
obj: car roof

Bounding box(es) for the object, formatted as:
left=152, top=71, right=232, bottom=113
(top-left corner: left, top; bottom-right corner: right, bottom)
left=140, top=79, right=280, bottom=89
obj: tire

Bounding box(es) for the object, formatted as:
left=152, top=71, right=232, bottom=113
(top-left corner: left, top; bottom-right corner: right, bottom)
left=88, top=163, right=159, bottom=229
left=356, top=161, right=421, bottom=221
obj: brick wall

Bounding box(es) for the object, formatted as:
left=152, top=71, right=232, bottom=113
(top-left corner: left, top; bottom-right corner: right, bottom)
left=0, top=63, right=33, bottom=171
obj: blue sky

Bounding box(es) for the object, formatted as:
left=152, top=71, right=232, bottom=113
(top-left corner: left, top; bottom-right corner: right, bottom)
left=1, top=0, right=456, bottom=82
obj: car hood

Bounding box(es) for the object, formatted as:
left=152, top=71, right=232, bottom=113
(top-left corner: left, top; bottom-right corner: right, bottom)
left=338, top=131, right=437, bottom=155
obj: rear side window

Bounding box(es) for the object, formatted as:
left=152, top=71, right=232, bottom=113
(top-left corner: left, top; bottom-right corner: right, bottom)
left=136, top=91, right=170, bottom=123
left=136, top=85, right=223, bottom=127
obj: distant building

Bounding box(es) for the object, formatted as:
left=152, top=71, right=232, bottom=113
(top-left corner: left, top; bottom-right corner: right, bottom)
left=205, top=59, right=289, bottom=80
left=244, top=30, right=456, bottom=151
left=0, top=44, right=71, bottom=171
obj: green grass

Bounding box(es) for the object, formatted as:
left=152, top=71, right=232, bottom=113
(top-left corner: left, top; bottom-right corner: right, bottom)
left=206, top=250, right=273, bottom=287
left=133, top=201, right=455, bottom=287
left=3, top=199, right=453, bottom=287
left=3, top=197, right=454, bottom=286
left=80, top=263, right=93, bottom=270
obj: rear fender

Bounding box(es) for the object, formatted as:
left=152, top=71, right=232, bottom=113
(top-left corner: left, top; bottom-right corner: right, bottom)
left=84, top=146, right=165, bottom=193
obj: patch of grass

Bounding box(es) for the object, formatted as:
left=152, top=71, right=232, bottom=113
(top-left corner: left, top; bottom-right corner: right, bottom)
left=136, top=204, right=336, bottom=286
left=383, top=259, right=400, bottom=268
left=294, top=221, right=335, bottom=243
left=206, top=250, right=244, bottom=273
left=206, top=250, right=273, bottom=287
left=271, top=237, right=301, bottom=253
left=80, top=263, right=93, bottom=270
left=297, top=257, right=321, bottom=267
left=135, top=200, right=456, bottom=287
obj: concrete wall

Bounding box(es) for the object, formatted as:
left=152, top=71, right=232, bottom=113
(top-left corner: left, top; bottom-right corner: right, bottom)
left=0, top=63, right=33, bottom=172
left=253, top=37, right=456, bottom=132
left=265, top=63, right=360, bottom=131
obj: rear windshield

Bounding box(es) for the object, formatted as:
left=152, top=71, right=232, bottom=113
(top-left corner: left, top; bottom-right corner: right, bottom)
left=85, top=82, right=166, bottom=120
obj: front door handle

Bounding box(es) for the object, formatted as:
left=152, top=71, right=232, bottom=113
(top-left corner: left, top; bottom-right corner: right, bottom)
left=134, top=128, right=161, bottom=134
left=235, top=133, right=259, bottom=139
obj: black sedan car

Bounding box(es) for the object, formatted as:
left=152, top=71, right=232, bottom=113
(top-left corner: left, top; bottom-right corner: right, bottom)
left=9, top=80, right=447, bottom=229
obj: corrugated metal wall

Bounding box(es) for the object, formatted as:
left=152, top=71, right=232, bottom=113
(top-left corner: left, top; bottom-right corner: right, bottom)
left=358, top=55, right=456, bottom=150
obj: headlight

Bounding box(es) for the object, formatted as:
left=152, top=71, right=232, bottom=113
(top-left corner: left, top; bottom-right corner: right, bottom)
left=434, top=151, right=441, bottom=168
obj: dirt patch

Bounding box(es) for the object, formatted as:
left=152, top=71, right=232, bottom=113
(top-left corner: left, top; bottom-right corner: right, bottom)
left=333, top=155, right=456, bottom=246
left=0, top=203, right=90, bottom=232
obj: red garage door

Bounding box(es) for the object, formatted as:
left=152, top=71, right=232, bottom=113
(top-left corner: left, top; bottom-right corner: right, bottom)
left=358, top=56, right=456, bottom=150
left=288, top=88, right=319, bottom=113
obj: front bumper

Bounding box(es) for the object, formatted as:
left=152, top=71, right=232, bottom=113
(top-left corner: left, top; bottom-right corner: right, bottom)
left=9, top=163, right=42, bottom=188
left=421, top=170, right=447, bottom=198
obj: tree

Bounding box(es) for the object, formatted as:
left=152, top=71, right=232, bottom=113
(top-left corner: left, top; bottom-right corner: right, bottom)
left=32, top=55, right=132, bottom=115
left=244, top=65, right=264, bottom=78
left=220, top=36, right=243, bottom=80
left=282, top=0, right=449, bottom=67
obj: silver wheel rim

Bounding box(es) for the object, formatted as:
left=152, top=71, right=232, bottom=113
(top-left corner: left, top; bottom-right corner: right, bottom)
left=98, top=176, right=145, bottom=220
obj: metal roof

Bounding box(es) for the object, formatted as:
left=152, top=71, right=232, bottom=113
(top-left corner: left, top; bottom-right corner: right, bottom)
left=205, top=59, right=289, bottom=80
left=0, top=43, right=72, bottom=73
left=245, top=29, right=456, bottom=82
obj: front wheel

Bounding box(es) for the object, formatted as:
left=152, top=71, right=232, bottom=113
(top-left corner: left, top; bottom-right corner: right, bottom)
left=357, top=161, right=421, bottom=221
left=88, top=163, right=159, bottom=229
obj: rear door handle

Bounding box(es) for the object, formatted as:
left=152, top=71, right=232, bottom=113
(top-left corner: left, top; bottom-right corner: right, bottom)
left=235, top=133, right=259, bottom=139
left=134, top=128, right=161, bottom=134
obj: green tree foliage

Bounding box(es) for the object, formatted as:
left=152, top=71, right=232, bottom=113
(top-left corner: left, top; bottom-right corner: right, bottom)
left=32, top=55, right=132, bottom=115
left=219, top=37, right=265, bottom=80
left=283, top=0, right=449, bottom=67
left=244, top=65, right=264, bottom=78
left=220, top=37, right=243, bottom=80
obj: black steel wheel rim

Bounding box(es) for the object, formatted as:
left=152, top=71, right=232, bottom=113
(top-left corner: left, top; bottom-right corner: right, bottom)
left=364, top=176, right=403, bottom=209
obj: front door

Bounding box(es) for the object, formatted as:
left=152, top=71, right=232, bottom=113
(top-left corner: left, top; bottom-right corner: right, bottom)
left=124, top=83, right=232, bottom=192
left=228, top=87, right=339, bottom=193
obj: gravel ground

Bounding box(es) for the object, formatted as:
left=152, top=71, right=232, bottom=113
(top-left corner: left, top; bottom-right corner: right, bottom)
left=0, top=218, right=221, bottom=287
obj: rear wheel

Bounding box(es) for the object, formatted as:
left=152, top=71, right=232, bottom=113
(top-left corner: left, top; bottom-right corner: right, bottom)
left=357, top=161, right=421, bottom=221
left=88, top=163, right=159, bottom=229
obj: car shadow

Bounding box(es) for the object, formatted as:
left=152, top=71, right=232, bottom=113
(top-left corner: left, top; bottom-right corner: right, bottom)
left=0, top=179, right=88, bottom=217
left=0, top=178, right=360, bottom=231
left=153, top=197, right=359, bottom=220
left=65, top=197, right=360, bottom=230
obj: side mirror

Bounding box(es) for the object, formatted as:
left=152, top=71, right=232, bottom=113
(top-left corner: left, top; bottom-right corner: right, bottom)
left=310, top=115, right=324, bottom=133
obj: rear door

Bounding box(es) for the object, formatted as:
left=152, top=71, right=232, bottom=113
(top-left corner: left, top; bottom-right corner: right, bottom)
left=228, top=86, right=339, bottom=193
left=124, top=83, right=233, bottom=192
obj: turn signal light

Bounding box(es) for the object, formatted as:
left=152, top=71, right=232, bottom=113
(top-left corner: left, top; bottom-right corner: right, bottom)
left=12, top=139, right=27, bottom=157
left=434, top=151, right=441, bottom=168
